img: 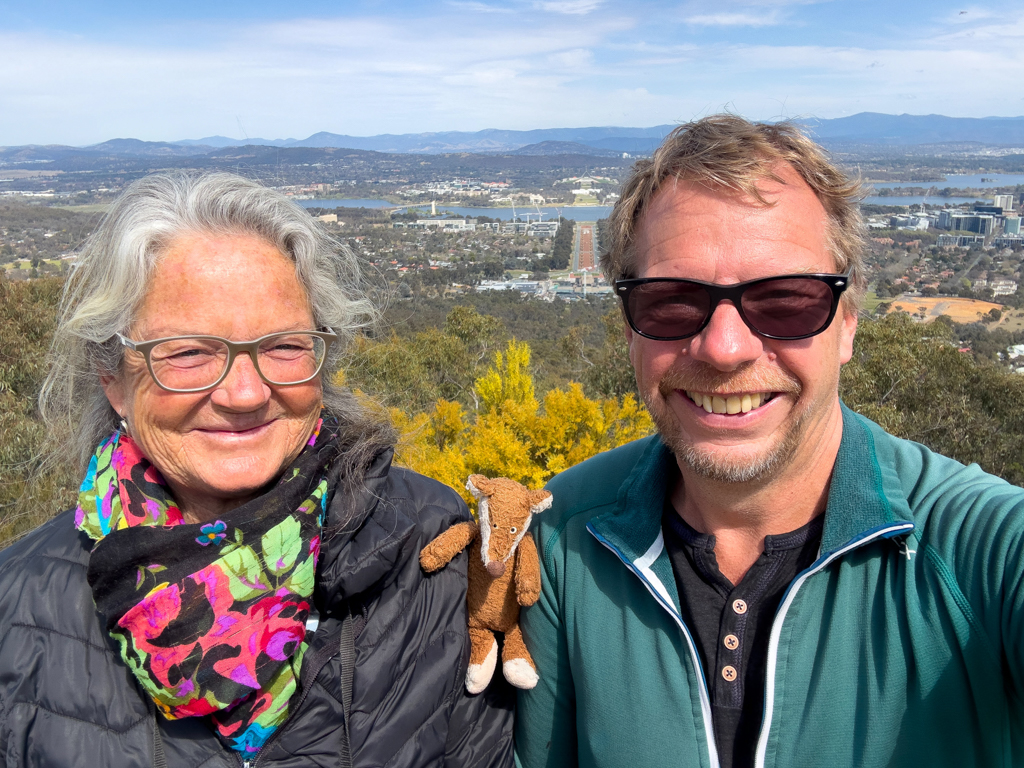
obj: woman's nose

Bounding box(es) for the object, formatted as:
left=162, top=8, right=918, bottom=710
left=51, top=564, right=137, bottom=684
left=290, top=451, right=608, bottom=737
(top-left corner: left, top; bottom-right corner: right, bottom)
left=210, top=352, right=271, bottom=409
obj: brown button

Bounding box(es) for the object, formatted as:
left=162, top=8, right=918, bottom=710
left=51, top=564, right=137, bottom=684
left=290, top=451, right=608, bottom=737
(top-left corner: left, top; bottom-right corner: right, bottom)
left=732, top=599, right=748, bottom=615
left=724, top=634, right=739, bottom=650
left=722, top=665, right=738, bottom=682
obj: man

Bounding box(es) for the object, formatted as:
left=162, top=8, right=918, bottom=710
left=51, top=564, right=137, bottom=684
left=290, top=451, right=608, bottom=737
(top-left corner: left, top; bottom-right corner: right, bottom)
left=515, top=115, right=1024, bottom=768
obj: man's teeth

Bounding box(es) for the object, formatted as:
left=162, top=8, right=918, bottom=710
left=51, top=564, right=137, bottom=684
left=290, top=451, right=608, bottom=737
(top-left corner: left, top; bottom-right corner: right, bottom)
left=686, top=391, right=771, bottom=414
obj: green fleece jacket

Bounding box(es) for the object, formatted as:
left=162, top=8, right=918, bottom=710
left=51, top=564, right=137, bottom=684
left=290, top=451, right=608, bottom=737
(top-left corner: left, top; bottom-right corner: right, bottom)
left=515, top=405, right=1024, bottom=768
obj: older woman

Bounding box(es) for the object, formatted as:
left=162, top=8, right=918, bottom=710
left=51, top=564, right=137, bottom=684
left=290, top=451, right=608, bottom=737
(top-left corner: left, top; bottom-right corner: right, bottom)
left=0, top=173, right=513, bottom=767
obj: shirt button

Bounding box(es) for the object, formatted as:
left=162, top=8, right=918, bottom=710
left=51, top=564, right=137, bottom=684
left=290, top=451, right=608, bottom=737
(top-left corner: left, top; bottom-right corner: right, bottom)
left=724, top=634, right=739, bottom=650
left=732, top=599, right=748, bottom=615
left=722, top=665, right=738, bottom=682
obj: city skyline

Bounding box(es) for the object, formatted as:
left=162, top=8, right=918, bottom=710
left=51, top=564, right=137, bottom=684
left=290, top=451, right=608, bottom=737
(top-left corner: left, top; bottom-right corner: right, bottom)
left=1, top=0, right=1023, bottom=147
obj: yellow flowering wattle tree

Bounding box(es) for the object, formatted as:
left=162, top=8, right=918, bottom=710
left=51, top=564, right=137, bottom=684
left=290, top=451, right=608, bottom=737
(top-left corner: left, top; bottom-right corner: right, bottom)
left=389, top=339, right=655, bottom=504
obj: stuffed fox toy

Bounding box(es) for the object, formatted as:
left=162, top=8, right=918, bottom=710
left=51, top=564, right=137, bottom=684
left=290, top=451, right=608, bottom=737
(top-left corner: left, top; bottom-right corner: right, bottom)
left=420, top=474, right=552, bottom=693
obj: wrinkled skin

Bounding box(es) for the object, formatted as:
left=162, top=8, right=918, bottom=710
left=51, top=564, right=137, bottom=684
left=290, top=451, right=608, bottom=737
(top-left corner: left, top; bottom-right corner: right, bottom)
left=102, top=233, right=323, bottom=524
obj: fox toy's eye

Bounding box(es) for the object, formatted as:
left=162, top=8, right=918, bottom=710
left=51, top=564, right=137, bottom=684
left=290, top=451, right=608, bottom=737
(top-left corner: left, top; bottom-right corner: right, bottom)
left=510, top=527, right=517, bottom=534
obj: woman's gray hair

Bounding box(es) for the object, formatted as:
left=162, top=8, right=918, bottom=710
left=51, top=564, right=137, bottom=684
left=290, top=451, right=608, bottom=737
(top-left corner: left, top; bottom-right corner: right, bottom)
left=40, top=171, right=394, bottom=474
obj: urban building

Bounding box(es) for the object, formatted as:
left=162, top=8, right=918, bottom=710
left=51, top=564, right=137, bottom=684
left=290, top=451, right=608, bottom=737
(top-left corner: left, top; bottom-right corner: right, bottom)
left=990, top=278, right=1019, bottom=296
left=528, top=222, right=559, bottom=237
left=938, top=211, right=996, bottom=235
left=394, top=218, right=478, bottom=231
left=994, top=235, right=1024, bottom=248
left=889, top=214, right=931, bottom=230
left=937, top=234, right=987, bottom=247
left=993, top=194, right=1015, bottom=212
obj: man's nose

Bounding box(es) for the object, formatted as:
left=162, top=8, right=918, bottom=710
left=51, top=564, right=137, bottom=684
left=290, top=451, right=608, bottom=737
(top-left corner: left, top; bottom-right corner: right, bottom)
left=686, top=300, right=765, bottom=371
left=210, top=351, right=271, bottom=409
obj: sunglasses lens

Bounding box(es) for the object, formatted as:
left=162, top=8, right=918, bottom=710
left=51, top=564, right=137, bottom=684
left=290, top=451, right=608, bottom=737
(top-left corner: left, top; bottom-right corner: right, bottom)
left=627, top=281, right=711, bottom=339
left=741, top=278, right=835, bottom=338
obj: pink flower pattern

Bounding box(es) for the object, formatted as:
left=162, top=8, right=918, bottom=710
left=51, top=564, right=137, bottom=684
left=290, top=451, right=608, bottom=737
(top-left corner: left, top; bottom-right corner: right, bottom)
left=75, top=419, right=333, bottom=754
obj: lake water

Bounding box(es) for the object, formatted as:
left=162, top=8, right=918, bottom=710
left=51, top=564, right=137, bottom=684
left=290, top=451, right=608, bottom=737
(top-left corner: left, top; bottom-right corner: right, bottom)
left=871, top=173, right=1024, bottom=190
left=862, top=195, right=984, bottom=207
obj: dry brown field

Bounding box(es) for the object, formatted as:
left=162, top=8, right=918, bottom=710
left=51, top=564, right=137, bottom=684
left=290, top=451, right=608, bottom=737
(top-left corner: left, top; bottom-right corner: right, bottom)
left=886, top=296, right=1005, bottom=323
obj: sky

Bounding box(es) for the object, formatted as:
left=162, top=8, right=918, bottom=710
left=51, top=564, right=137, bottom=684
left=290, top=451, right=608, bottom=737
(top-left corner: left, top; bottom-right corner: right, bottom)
left=1, top=0, right=1023, bottom=146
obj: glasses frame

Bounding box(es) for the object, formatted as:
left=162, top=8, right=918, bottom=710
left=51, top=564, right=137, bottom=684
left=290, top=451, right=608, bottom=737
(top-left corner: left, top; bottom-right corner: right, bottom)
left=117, top=328, right=337, bottom=393
left=614, top=273, right=851, bottom=341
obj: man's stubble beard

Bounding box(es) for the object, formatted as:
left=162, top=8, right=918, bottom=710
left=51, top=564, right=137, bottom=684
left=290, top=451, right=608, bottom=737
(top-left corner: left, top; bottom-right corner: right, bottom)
left=641, top=362, right=807, bottom=485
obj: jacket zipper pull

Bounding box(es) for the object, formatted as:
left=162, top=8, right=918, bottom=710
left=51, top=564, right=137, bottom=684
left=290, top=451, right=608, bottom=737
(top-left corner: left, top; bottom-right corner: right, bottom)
left=895, top=537, right=917, bottom=560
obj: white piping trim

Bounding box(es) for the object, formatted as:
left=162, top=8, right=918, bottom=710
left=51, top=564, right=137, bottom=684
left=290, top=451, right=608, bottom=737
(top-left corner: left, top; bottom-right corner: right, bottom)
left=635, top=531, right=663, bottom=571
left=589, top=525, right=721, bottom=768
left=753, top=522, right=914, bottom=768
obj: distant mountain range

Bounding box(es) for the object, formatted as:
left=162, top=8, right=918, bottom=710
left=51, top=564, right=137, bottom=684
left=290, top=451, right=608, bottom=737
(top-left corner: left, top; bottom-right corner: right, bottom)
left=4, top=114, right=1024, bottom=160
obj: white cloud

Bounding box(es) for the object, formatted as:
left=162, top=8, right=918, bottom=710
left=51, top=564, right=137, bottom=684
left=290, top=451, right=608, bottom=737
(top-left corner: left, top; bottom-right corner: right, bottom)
left=0, top=13, right=636, bottom=145
left=684, top=12, right=781, bottom=26
left=534, top=0, right=603, bottom=15
left=445, top=1, right=515, bottom=13
left=1, top=2, right=1023, bottom=146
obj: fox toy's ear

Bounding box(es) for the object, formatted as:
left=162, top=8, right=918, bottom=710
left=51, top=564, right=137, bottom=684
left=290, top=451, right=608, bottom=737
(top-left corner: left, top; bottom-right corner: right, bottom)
left=466, top=474, right=494, bottom=500
left=528, top=489, right=553, bottom=515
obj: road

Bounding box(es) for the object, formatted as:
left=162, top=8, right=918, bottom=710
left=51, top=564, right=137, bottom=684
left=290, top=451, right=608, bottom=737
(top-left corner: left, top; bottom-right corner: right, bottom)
left=573, top=223, right=596, bottom=271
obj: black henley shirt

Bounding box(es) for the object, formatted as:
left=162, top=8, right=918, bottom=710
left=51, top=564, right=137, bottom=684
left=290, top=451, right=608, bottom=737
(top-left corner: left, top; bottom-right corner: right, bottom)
left=662, top=503, right=823, bottom=768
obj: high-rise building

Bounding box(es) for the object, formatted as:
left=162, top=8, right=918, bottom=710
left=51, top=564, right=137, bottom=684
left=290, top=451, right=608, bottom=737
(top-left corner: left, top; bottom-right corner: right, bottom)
left=993, top=194, right=1014, bottom=211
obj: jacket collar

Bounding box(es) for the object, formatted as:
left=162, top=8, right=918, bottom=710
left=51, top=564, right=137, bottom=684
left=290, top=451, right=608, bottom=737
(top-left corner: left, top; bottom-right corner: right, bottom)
left=590, top=403, right=915, bottom=566
left=315, top=446, right=415, bottom=614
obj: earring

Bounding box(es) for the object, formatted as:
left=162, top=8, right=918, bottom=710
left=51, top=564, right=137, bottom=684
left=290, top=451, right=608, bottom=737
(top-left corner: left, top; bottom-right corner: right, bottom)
left=119, top=415, right=131, bottom=436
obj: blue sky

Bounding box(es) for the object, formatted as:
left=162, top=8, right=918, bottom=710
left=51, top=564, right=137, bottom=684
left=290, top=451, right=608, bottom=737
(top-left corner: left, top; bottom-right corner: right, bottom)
left=1, top=0, right=1022, bottom=146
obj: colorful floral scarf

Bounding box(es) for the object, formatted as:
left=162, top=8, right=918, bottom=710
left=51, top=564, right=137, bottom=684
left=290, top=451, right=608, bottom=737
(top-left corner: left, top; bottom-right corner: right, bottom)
left=76, top=417, right=337, bottom=755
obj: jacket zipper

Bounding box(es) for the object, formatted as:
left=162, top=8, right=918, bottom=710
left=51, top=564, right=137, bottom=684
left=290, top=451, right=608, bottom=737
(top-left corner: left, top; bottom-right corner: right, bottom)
left=587, top=524, right=721, bottom=768
left=752, top=522, right=914, bottom=768
left=237, top=638, right=343, bottom=767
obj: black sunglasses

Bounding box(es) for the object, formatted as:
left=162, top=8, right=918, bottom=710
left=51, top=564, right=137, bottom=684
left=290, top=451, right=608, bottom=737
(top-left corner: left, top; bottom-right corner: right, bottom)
left=615, top=273, right=850, bottom=341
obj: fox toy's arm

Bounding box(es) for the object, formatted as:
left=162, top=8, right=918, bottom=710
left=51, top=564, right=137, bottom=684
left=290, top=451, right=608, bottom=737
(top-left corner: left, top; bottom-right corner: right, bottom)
left=420, top=521, right=479, bottom=573
left=514, top=533, right=542, bottom=606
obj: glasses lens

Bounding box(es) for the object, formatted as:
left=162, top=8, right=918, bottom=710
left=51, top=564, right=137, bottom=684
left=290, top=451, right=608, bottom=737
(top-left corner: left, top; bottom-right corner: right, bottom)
left=149, top=338, right=229, bottom=391
left=741, top=278, right=834, bottom=338
left=628, top=281, right=711, bottom=339
left=257, top=333, right=327, bottom=385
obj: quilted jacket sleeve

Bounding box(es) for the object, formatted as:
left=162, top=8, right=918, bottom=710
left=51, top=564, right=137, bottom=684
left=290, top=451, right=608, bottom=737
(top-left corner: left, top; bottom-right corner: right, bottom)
left=445, top=672, right=516, bottom=768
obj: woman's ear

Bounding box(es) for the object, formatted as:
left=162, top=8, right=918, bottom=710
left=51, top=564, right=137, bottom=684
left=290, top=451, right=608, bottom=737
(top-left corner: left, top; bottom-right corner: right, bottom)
left=100, top=373, right=127, bottom=418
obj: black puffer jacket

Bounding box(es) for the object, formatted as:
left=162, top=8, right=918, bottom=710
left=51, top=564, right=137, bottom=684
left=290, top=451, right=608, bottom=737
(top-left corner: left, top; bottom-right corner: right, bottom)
left=0, top=449, right=514, bottom=767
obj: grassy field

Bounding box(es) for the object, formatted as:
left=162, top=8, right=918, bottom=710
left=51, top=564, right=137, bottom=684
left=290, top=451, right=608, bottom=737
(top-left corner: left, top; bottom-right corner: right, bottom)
left=861, top=290, right=884, bottom=314
left=996, top=308, right=1024, bottom=332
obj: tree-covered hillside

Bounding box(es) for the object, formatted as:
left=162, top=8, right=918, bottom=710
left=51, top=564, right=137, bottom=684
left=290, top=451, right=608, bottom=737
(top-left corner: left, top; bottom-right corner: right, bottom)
left=4, top=276, right=1024, bottom=545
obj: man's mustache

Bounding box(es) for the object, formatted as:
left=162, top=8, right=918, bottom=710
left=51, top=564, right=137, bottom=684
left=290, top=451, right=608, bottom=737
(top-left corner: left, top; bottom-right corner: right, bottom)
left=657, top=363, right=801, bottom=398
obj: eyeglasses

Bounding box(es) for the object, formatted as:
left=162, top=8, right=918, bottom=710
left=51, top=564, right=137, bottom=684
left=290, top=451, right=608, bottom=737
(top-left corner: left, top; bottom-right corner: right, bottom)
left=117, top=329, right=337, bottom=393
left=614, top=273, right=850, bottom=341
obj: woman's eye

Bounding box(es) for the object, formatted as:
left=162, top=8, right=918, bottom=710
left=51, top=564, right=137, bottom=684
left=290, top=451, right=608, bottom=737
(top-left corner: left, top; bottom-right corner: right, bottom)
left=510, top=527, right=517, bottom=533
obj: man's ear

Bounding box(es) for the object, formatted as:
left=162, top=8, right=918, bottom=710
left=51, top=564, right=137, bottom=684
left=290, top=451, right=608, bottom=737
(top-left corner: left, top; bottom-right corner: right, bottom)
left=100, top=373, right=127, bottom=418
left=838, top=306, right=858, bottom=365
left=621, top=313, right=638, bottom=367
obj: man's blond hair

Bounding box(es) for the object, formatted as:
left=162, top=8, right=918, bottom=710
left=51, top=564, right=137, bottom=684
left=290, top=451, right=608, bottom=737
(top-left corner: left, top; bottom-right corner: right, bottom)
left=602, top=114, right=866, bottom=309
